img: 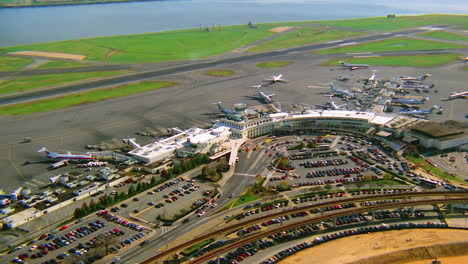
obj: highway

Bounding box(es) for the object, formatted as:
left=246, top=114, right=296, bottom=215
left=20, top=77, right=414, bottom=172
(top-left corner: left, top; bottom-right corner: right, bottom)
left=0, top=28, right=429, bottom=106
left=125, top=191, right=468, bottom=264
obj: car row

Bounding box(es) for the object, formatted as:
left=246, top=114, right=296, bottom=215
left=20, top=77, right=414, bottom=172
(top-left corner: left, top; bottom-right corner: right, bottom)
left=97, top=210, right=146, bottom=231
left=299, top=158, right=348, bottom=168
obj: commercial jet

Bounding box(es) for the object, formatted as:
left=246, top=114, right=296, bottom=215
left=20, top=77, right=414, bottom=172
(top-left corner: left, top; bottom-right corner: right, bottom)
left=214, top=102, right=244, bottom=122
left=38, top=147, right=94, bottom=160
left=263, top=74, right=287, bottom=84
left=400, top=105, right=442, bottom=116
left=399, top=74, right=431, bottom=83
left=338, top=61, right=370, bottom=70
left=441, top=91, right=468, bottom=101
left=316, top=97, right=346, bottom=110
left=328, top=83, right=355, bottom=99
left=390, top=97, right=430, bottom=105
left=251, top=85, right=275, bottom=103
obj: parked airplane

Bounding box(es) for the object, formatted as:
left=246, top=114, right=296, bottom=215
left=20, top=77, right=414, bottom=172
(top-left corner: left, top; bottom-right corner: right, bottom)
left=400, top=105, right=442, bottom=116
left=328, top=83, right=355, bottom=99
left=391, top=97, right=430, bottom=105
left=441, top=91, right=468, bottom=101
left=251, top=87, right=275, bottom=103
left=399, top=74, right=431, bottom=83
left=460, top=56, right=468, bottom=63
left=398, top=83, right=435, bottom=93
left=38, top=147, right=94, bottom=160
left=336, top=74, right=353, bottom=82
left=338, top=61, right=370, bottom=70
left=214, top=102, right=244, bottom=122
left=316, top=97, right=346, bottom=110
left=263, top=74, right=287, bottom=84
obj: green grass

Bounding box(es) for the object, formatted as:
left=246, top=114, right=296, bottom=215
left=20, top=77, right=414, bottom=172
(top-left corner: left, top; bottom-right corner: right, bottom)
left=0, top=70, right=128, bottom=95
left=419, top=31, right=468, bottom=42
left=318, top=37, right=466, bottom=54
left=248, top=27, right=363, bottom=52
left=181, top=238, right=215, bottom=256
left=325, top=54, right=461, bottom=67
left=406, top=156, right=464, bottom=183
left=37, top=61, right=87, bottom=69
left=225, top=193, right=260, bottom=209
left=256, top=61, right=292, bottom=68
left=2, top=25, right=277, bottom=63
left=0, top=81, right=175, bottom=115
left=206, top=69, right=236, bottom=77
left=0, top=56, right=33, bottom=71
left=318, top=14, right=468, bottom=31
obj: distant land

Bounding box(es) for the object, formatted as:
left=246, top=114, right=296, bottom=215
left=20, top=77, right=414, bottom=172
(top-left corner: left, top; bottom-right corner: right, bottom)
left=0, top=0, right=159, bottom=8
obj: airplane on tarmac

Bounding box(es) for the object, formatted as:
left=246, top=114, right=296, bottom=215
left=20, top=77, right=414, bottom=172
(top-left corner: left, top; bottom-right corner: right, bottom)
left=251, top=85, right=275, bottom=103
left=459, top=56, right=468, bottom=63
left=390, top=97, right=430, bottom=106
left=338, top=61, right=370, bottom=71
left=327, top=83, right=355, bottom=99
left=400, top=105, right=442, bottom=116
left=336, top=74, right=353, bottom=82
left=399, top=74, right=431, bottom=83
left=263, top=74, right=287, bottom=84
left=397, top=83, right=435, bottom=93
left=441, top=91, right=468, bottom=101
left=214, top=102, right=245, bottom=122
left=316, top=96, right=346, bottom=110
left=38, top=147, right=94, bottom=160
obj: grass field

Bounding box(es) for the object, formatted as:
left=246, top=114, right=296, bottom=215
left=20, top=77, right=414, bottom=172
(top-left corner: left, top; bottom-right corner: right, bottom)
left=0, top=70, right=128, bottom=95
left=2, top=25, right=277, bottom=63
left=0, top=56, right=33, bottom=71
left=317, top=14, right=468, bottom=31
left=317, top=37, right=466, bottom=54
left=256, top=61, right=292, bottom=68
left=225, top=193, right=260, bottom=209
left=325, top=54, right=461, bottom=67
left=37, top=61, right=87, bottom=69
left=0, top=81, right=175, bottom=115
left=406, top=156, right=464, bottom=183
left=206, top=69, right=235, bottom=77
left=248, top=27, right=363, bottom=52
left=419, top=31, right=468, bottom=42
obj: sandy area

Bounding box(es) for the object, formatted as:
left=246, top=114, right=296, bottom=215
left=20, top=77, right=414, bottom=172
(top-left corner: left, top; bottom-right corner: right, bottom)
left=278, top=229, right=468, bottom=264
left=269, top=27, right=296, bottom=33
left=9, top=51, right=86, bottom=60
left=407, top=255, right=468, bottom=264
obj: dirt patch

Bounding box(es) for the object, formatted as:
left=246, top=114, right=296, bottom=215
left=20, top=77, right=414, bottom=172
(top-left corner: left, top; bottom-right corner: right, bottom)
left=278, top=229, right=468, bottom=264
left=269, top=27, right=296, bottom=33
left=9, top=51, right=86, bottom=60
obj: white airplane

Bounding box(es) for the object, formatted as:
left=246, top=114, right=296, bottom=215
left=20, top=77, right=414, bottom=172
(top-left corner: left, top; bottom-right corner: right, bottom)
left=328, top=83, right=355, bottom=99
left=38, top=147, right=94, bottom=160
left=263, top=74, right=287, bottom=84
left=316, top=97, right=346, bottom=110
left=400, top=74, right=431, bottom=83
left=400, top=105, right=442, bottom=116
left=368, top=70, right=378, bottom=82
left=214, top=102, right=244, bottom=122
left=251, top=85, right=275, bottom=103
left=338, top=61, right=370, bottom=71
left=441, top=91, right=468, bottom=100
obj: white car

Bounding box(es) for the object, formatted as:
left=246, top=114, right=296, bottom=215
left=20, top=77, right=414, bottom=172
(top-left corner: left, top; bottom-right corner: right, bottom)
left=197, top=211, right=206, bottom=217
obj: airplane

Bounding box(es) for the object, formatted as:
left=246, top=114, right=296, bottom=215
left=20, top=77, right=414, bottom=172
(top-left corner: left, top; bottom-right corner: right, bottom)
left=399, top=73, right=431, bottom=83
left=441, top=91, right=468, bottom=101
left=316, top=97, right=346, bottom=110
left=397, top=83, right=435, bottom=93
left=400, top=105, right=442, bottom=116
left=214, top=102, right=245, bottom=122
left=263, top=74, right=287, bottom=84
left=367, top=70, right=377, bottom=83
left=459, top=56, right=468, bottom=63
left=338, top=61, right=370, bottom=70
left=390, top=97, right=430, bottom=105
left=251, top=85, right=275, bottom=103
left=336, top=74, right=353, bottom=82
left=38, top=147, right=94, bottom=160
left=328, top=83, right=355, bottom=99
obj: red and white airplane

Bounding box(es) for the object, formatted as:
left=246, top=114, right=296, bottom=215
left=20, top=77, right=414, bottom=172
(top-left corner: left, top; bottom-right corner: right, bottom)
left=399, top=73, right=431, bottom=83
left=263, top=74, right=288, bottom=84
left=38, top=147, right=94, bottom=160
left=442, top=91, right=468, bottom=100
left=338, top=61, right=370, bottom=71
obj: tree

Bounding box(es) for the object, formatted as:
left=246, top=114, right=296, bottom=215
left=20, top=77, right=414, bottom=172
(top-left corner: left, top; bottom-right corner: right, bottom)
left=128, top=184, right=136, bottom=196
left=324, top=183, right=333, bottom=192
left=74, top=208, right=82, bottom=218
left=277, top=181, right=291, bottom=192
left=92, top=234, right=118, bottom=256
left=150, top=176, right=156, bottom=186
left=383, top=173, right=394, bottom=180
left=161, top=169, right=169, bottom=178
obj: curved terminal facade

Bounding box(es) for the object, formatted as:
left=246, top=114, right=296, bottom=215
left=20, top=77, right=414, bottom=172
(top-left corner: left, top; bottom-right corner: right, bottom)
left=214, top=110, right=419, bottom=139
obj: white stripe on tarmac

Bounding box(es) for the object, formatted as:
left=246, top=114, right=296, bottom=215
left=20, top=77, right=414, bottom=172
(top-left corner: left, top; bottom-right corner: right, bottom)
left=352, top=55, right=381, bottom=58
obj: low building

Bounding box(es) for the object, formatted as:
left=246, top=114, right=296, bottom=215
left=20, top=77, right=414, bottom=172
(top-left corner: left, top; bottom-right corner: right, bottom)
left=176, top=126, right=231, bottom=157
left=404, top=122, right=467, bottom=150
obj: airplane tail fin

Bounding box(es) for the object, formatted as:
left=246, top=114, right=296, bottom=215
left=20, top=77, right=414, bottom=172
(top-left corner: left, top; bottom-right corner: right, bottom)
left=424, top=97, right=431, bottom=101
left=329, top=83, right=336, bottom=91
left=37, top=147, right=48, bottom=153
left=421, top=74, right=431, bottom=80
left=338, top=61, right=345, bottom=65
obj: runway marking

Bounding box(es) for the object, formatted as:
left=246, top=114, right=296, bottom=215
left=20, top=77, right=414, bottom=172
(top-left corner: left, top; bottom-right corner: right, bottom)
left=326, top=39, right=343, bottom=44
left=353, top=55, right=381, bottom=58
left=8, top=144, right=24, bottom=179
left=339, top=42, right=356, bottom=46
left=234, top=173, right=258, bottom=177
left=307, top=85, right=327, bottom=89
left=347, top=52, right=373, bottom=55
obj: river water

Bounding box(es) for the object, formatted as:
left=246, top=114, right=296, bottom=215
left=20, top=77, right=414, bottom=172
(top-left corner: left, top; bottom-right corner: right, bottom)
left=0, top=0, right=467, bottom=47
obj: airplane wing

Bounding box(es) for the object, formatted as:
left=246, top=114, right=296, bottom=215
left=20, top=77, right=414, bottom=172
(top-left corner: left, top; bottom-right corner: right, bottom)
left=267, top=93, right=276, bottom=98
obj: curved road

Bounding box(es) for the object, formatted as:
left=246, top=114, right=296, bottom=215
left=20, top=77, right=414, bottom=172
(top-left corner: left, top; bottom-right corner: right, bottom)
left=0, top=28, right=429, bottom=106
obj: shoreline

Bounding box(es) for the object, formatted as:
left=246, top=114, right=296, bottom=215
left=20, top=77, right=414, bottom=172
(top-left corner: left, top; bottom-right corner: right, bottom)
left=0, top=0, right=165, bottom=9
